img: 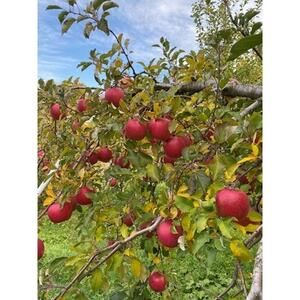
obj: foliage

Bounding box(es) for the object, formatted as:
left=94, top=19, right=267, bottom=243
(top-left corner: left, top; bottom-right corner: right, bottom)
left=38, top=0, right=262, bottom=299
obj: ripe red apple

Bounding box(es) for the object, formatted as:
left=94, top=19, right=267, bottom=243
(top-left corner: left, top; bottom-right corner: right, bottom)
left=109, top=178, right=118, bottom=187
left=163, top=156, right=176, bottom=165
left=123, top=213, right=135, bottom=227
left=124, top=119, right=147, bottom=141
left=148, top=118, right=171, bottom=141
left=139, top=220, right=155, bottom=238
left=38, top=239, right=45, bottom=260
left=47, top=202, right=73, bottom=223
left=71, top=120, right=80, bottom=133
left=216, top=188, right=250, bottom=219
left=88, top=151, right=99, bottom=165
left=113, top=156, right=130, bottom=168
left=76, top=186, right=94, bottom=205
left=148, top=271, right=167, bottom=292
left=77, top=98, right=88, bottom=112
left=38, top=149, right=44, bottom=159
left=163, top=136, right=186, bottom=158
left=104, top=87, right=124, bottom=107
left=97, top=148, right=112, bottom=162
left=156, top=219, right=183, bottom=248
left=179, top=134, right=194, bottom=147
left=50, top=103, right=61, bottom=120
left=237, top=174, right=249, bottom=185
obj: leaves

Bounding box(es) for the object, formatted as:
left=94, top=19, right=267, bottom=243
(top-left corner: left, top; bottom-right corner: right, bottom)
left=131, top=258, right=142, bottom=278
left=228, top=33, right=262, bottom=61
left=102, top=1, right=119, bottom=11
left=84, top=22, right=94, bottom=38
left=62, top=18, right=76, bottom=34
left=146, top=164, right=160, bottom=182
left=192, top=232, right=210, bottom=255
left=97, top=18, right=109, bottom=35
left=175, top=195, right=194, bottom=213
left=90, top=269, right=102, bottom=291
left=46, top=5, right=62, bottom=10
left=230, top=240, right=252, bottom=261
left=218, top=220, right=232, bottom=239
left=93, top=0, right=106, bottom=10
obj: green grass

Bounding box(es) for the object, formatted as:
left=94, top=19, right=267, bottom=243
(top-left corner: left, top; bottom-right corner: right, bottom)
left=39, top=216, right=255, bottom=300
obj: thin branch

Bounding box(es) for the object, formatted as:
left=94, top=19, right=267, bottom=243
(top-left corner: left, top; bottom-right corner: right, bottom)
left=240, top=98, right=262, bottom=117
left=244, top=225, right=262, bottom=248
left=237, top=261, right=248, bottom=297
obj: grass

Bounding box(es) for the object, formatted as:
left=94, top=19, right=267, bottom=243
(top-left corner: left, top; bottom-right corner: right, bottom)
left=39, top=216, right=255, bottom=300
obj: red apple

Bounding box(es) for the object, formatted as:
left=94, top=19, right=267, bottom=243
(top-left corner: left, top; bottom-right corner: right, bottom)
left=113, top=156, right=130, bottom=168
left=97, top=148, right=112, bottom=162
left=47, top=202, right=73, bottom=223
left=123, top=213, right=135, bottom=227
left=163, top=156, right=176, bottom=165
left=109, top=178, right=118, bottom=187
left=76, top=186, right=94, bottom=205
left=38, top=149, right=45, bottom=159
left=139, top=220, right=155, bottom=238
left=105, top=87, right=124, bottom=107
left=77, top=98, right=87, bottom=112
left=180, top=134, right=194, bottom=147
left=148, top=118, right=171, bottom=141
left=88, top=151, right=99, bottom=165
left=124, top=119, right=147, bottom=141
left=71, top=120, right=80, bottom=133
left=237, top=174, right=249, bottom=185
left=156, top=219, right=183, bottom=248
left=163, top=136, right=186, bottom=158
left=148, top=271, right=167, bottom=292
left=216, top=188, right=250, bottom=219
left=50, top=103, right=61, bottom=120
left=38, top=239, right=44, bottom=260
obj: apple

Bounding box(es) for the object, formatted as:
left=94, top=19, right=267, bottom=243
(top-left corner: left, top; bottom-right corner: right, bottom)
left=163, top=136, right=186, bottom=158
left=113, top=156, right=130, bottom=168
left=47, top=202, right=73, bottom=223
left=38, top=149, right=44, bottom=159
left=163, top=156, right=176, bottom=165
left=139, top=220, right=155, bottom=238
left=50, top=103, right=61, bottom=120
left=148, top=118, right=171, bottom=141
left=123, top=213, right=135, bottom=227
left=76, top=186, right=94, bottom=205
left=156, top=219, right=183, bottom=248
left=148, top=271, right=167, bottom=292
left=124, top=119, right=147, bottom=141
left=180, top=134, right=194, bottom=147
left=71, top=120, right=80, bottom=133
left=105, top=87, right=124, bottom=107
left=97, top=148, right=112, bottom=162
left=38, top=239, right=44, bottom=260
left=77, top=98, right=87, bottom=112
left=88, top=151, right=99, bottom=165
left=237, top=174, right=249, bottom=185
left=109, top=178, right=117, bottom=187
left=216, top=188, right=250, bottom=219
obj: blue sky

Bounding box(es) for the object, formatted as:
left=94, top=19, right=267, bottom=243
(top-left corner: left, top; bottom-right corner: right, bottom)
left=38, top=0, right=199, bottom=86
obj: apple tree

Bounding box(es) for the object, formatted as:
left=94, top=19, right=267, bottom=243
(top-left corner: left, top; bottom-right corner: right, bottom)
left=38, top=0, right=262, bottom=299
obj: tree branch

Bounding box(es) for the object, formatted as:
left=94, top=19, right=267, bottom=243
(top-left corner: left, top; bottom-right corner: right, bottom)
left=246, top=242, right=262, bottom=300
left=240, top=98, right=262, bottom=117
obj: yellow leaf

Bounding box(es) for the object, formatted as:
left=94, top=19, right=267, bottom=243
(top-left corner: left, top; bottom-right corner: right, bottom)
left=193, top=200, right=200, bottom=208
left=81, top=119, right=95, bottom=130
left=143, top=202, right=155, bottom=213
left=186, top=224, right=197, bottom=241
left=169, top=207, right=179, bottom=219
left=123, top=206, right=130, bottom=213
left=131, top=258, right=141, bottom=278
left=244, top=223, right=260, bottom=233
left=153, top=103, right=160, bottom=115
left=43, top=196, right=55, bottom=206
left=224, top=163, right=240, bottom=182
left=237, top=155, right=256, bottom=165
left=78, top=168, right=85, bottom=181
left=46, top=184, right=55, bottom=199
left=177, top=184, right=189, bottom=194
left=153, top=256, right=161, bottom=264
left=248, top=211, right=262, bottom=222
left=120, top=224, right=128, bottom=238
left=124, top=248, right=134, bottom=257
left=230, top=240, right=252, bottom=261
left=251, top=144, right=259, bottom=157
left=182, top=215, right=191, bottom=231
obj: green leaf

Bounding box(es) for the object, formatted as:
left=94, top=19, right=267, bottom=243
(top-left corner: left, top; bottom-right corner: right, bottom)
left=62, top=18, right=76, bottom=34
left=146, top=164, right=160, bottom=182
left=175, top=195, right=194, bottom=213
left=90, top=269, right=102, bottom=291
left=192, top=232, right=210, bottom=255
left=154, top=182, right=168, bottom=205
left=102, top=1, right=119, bottom=11
left=97, top=18, right=109, bottom=35
left=74, top=292, right=88, bottom=300
left=218, top=220, right=232, bottom=239
left=77, top=15, right=89, bottom=23
left=46, top=5, right=62, bottom=10
left=68, top=0, right=77, bottom=6
left=196, top=215, right=208, bottom=233
left=58, top=11, right=69, bottom=23
left=84, top=22, right=94, bottom=38
left=110, top=292, right=128, bottom=300
left=93, top=0, right=106, bottom=10
left=251, top=22, right=263, bottom=34
left=228, top=33, right=262, bottom=61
